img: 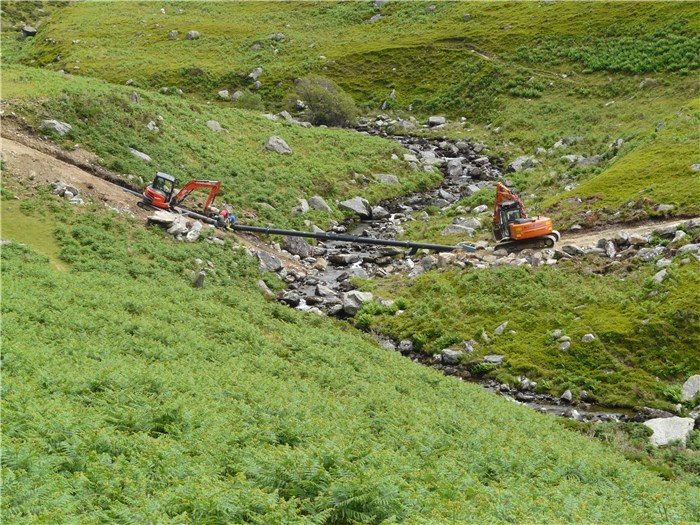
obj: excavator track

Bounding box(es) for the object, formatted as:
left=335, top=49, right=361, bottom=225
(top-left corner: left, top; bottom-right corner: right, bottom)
left=495, top=231, right=560, bottom=252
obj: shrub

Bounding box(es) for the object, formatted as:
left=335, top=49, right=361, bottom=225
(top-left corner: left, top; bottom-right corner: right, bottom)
left=234, top=90, right=265, bottom=111
left=294, top=75, right=357, bottom=127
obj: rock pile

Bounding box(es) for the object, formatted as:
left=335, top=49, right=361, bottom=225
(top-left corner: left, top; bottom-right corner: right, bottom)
left=51, top=181, right=84, bottom=205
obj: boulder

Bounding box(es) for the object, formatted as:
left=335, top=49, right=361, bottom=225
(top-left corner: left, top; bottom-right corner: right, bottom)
left=559, top=341, right=571, bottom=351
left=293, top=198, right=309, bottom=215
left=473, top=204, right=489, bottom=214
left=166, top=215, right=189, bottom=236
left=128, top=148, right=152, bottom=162
left=681, top=375, right=700, bottom=402
left=230, top=90, right=244, bottom=101
left=264, top=136, right=292, bottom=154
left=561, top=389, right=573, bottom=403
left=428, top=116, right=446, bottom=127
left=148, top=210, right=178, bottom=226
left=329, top=253, right=361, bottom=265
left=206, top=120, right=223, bottom=132
left=21, top=25, right=37, bottom=38
left=652, top=269, right=667, bottom=283
left=373, top=174, right=400, bottom=185
left=577, top=155, right=603, bottom=166
left=628, top=233, right=650, bottom=245
left=40, top=120, right=72, bottom=136
left=561, top=244, right=584, bottom=256
left=257, top=251, right=283, bottom=272
left=283, top=236, right=313, bottom=258
left=643, top=417, right=695, bottom=447
left=342, top=290, right=373, bottom=315
left=508, top=156, right=535, bottom=172
left=420, top=150, right=441, bottom=165
left=561, top=154, right=585, bottom=164
left=146, top=120, right=159, bottom=132
left=194, top=271, right=206, bottom=288
left=494, top=321, right=509, bottom=335
left=217, top=90, right=229, bottom=99
left=248, top=67, right=263, bottom=80
left=581, top=333, right=596, bottom=343
left=371, top=206, right=390, bottom=219
left=185, top=30, right=200, bottom=40
left=308, top=196, right=332, bottom=212
left=441, top=225, right=475, bottom=237
left=655, top=204, right=674, bottom=213
left=446, top=158, right=463, bottom=178
left=441, top=349, right=463, bottom=365
left=258, top=280, right=274, bottom=297
left=339, top=197, right=370, bottom=218
left=483, top=354, right=505, bottom=365
left=604, top=240, right=616, bottom=258
left=678, top=244, right=700, bottom=254
left=185, top=221, right=203, bottom=242
left=455, top=217, right=481, bottom=229
left=168, top=30, right=179, bottom=39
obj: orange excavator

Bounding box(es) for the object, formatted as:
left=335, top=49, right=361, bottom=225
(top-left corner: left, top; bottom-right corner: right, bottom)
left=143, top=172, right=221, bottom=215
left=492, top=182, right=559, bottom=250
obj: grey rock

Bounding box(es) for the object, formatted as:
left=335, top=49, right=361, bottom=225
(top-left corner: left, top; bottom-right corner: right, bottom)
left=398, top=340, right=413, bottom=353
left=248, top=67, right=263, bottom=80
left=186, top=221, right=203, bottom=242
left=316, top=284, right=335, bottom=297
left=561, top=154, right=585, bottom=164
left=655, top=204, right=674, bottom=213
left=581, top=333, right=596, bottom=343
left=559, top=341, right=571, bottom=351
left=264, top=136, right=292, bottom=154
left=494, top=321, right=509, bottom=335
left=508, top=156, right=535, bottom=172
left=185, top=30, right=200, bottom=40
left=21, top=25, right=37, bottom=38
left=552, top=136, right=583, bottom=149
left=128, top=148, right=152, bottom=162
left=420, top=150, right=441, bottom=165
left=604, top=241, right=617, bottom=258
left=40, top=120, right=72, bottom=136
left=278, top=110, right=294, bottom=121
left=342, top=290, right=373, bottom=315
left=672, top=231, right=687, bottom=243
left=166, top=215, right=189, bottom=236
left=643, top=417, right=695, bottom=447
left=654, top=225, right=678, bottom=238
left=329, top=253, right=361, bottom=265
left=473, top=204, right=489, bottom=214
left=428, top=116, right=446, bottom=127
left=636, top=246, right=664, bottom=261
left=308, top=196, right=332, bottom=212
left=339, top=197, right=370, bottom=218
left=463, top=13, right=472, bottom=20
left=373, top=174, right=400, bottom=185
left=455, top=217, right=481, bottom=229
left=146, top=120, right=159, bottom=132
left=194, top=271, right=206, bottom=288
left=258, top=280, right=274, bottom=297
left=283, top=236, right=313, bottom=258
left=483, top=354, right=505, bottom=365
left=368, top=14, right=384, bottom=23
left=681, top=375, right=700, bottom=402
left=446, top=158, right=463, bottom=178
left=293, top=198, right=309, bottom=215
left=206, top=120, right=223, bottom=132
left=691, top=164, right=700, bottom=172
left=217, top=89, right=229, bottom=99
left=148, top=211, right=178, bottom=226
left=168, top=30, right=179, bottom=39
left=230, top=90, right=244, bottom=101
left=628, top=233, right=650, bottom=245
left=561, top=244, right=584, bottom=256
left=678, top=244, right=700, bottom=254
left=130, top=91, right=141, bottom=103
left=653, top=269, right=668, bottom=283
left=257, top=251, right=282, bottom=272
left=441, top=225, right=475, bottom=237
left=371, top=206, right=390, bottom=219
left=441, top=349, right=463, bottom=365
left=577, top=155, right=603, bottom=166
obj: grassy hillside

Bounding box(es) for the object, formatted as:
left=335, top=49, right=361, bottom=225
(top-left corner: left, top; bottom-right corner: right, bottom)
left=2, top=64, right=437, bottom=229
left=357, top=254, right=700, bottom=410
left=3, top=194, right=700, bottom=523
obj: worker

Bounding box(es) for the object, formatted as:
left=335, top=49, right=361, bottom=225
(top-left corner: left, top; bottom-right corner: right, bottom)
left=217, top=209, right=236, bottom=230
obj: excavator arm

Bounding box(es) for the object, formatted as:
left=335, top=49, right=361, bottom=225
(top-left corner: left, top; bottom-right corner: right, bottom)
left=171, top=180, right=222, bottom=212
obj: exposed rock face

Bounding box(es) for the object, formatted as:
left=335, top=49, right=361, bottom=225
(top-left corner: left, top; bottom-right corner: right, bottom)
left=284, top=236, right=313, bottom=258
left=264, top=136, right=292, bottom=154
left=308, top=196, right=332, bottom=212
left=339, top=197, right=370, bottom=218
left=342, top=291, right=373, bottom=315
left=643, top=417, right=695, bottom=447
left=682, top=375, right=700, bottom=402
left=40, top=120, right=72, bottom=136
left=129, top=148, right=152, bottom=162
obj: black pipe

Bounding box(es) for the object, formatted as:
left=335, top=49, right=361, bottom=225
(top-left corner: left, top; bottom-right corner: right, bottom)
left=129, top=190, right=474, bottom=252
left=229, top=224, right=474, bottom=253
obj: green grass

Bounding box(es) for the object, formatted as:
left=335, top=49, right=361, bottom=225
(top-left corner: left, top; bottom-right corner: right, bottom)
left=3, top=199, right=700, bottom=523
left=358, top=258, right=700, bottom=410
left=2, top=64, right=439, bottom=230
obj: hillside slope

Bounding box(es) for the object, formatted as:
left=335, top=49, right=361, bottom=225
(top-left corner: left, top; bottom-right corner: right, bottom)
left=2, top=200, right=700, bottom=523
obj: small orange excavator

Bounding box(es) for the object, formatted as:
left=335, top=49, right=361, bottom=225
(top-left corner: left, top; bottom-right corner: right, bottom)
left=492, top=182, right=560, bottom=250
left=143, top=172, right=221, bottom=215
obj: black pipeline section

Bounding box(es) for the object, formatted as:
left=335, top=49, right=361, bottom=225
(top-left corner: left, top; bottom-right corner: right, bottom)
left=130, top=190, right=474, bottom=253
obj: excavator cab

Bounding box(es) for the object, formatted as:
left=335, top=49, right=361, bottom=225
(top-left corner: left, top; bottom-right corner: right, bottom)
left=492, top=182, right=559, bottom=249
left=144, top=172, right=177, bottom=209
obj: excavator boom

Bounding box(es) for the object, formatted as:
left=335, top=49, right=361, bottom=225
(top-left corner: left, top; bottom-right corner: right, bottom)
left=143, top=174, right=221, bottom=214
left=171, top=180, right=221, bottom=212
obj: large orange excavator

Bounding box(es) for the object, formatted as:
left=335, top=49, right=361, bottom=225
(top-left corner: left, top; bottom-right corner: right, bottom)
left=492, top=182, right=560, bottom=250
left=143, top=172, right=221, bottom=214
